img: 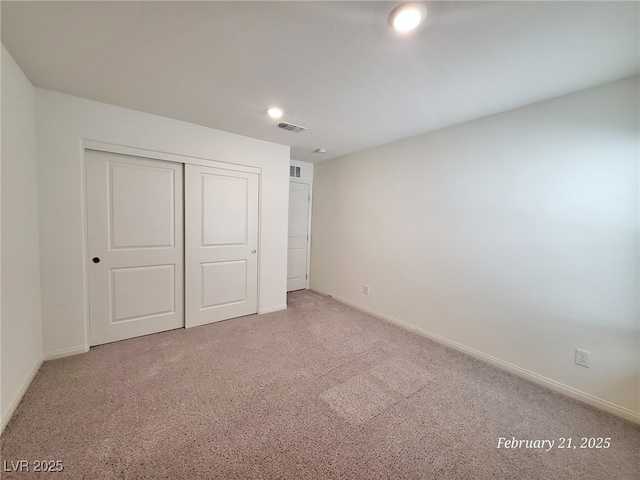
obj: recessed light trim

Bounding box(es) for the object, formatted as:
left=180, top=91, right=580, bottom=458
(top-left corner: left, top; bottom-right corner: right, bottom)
left=267, top=106, right=284, bottom=119
left=389, top=3, right=427, bottom=32
left=314, top=148, right=327, bottom=154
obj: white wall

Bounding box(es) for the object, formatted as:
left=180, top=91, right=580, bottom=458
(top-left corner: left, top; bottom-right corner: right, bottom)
left=1, top=46, right=44, bottom=429
left=311, top=76, right=640, bottom=421
left=36, top=89, right=290, bottom=357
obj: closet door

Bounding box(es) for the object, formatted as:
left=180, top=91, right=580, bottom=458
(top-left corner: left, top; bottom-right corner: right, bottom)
left=287, top=181, right=310, bottom=291
left=185, top=164, right=259, bottom=328
left=86, top=150, right=184, bottom=346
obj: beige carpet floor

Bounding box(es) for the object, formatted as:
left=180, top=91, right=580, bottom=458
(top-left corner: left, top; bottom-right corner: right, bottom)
left=2, top=290, right=639, bottom=479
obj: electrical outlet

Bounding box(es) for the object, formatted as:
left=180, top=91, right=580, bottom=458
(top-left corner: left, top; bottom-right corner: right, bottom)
left=575, top=348, right=590, bottom=368
left=363, top=285, right=369, bottom=295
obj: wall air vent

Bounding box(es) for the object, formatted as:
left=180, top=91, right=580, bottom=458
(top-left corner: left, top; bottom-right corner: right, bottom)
left=274, top=121, right=308, bottom=133
left=290, top=165, right=301, bottom=178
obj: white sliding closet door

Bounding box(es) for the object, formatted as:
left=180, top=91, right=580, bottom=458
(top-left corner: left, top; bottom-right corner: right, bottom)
left=185, top=164, right=259, bottom=328
left=86, top=150, right=184, bottom=346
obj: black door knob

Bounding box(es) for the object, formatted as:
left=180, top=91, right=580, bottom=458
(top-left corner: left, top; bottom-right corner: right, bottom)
left=92, top=257, right=100, bottom=264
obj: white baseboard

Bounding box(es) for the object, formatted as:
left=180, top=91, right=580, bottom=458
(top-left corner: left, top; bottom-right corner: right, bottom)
left=1, top=357, right=44, bottom=434
left=44, top=344, right=89, bottom=361
left=312, top=289, right=640, bottom=425
left=258, top=304, right=287, bottom=314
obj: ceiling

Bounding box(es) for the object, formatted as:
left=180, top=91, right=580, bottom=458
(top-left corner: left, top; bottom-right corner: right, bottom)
left=2, top=1, right=638, bottom=163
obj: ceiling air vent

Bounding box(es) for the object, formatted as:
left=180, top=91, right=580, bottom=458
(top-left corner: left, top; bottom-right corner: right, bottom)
left=274, top=121, right=308, bottom=133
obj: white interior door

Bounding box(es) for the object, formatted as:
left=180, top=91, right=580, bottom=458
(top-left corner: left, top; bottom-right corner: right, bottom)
left=185, top=164, right=259, bottom=328
left=86, top=150, right=184, bottom=346
left=287, top=182, right=310, bottom=292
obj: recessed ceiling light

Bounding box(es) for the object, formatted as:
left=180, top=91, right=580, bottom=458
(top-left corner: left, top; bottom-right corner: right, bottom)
left=314, top=148, right=327, bottom=154
left=267, top=107, right=284, bottom=119
left=389, top=3, right=427, bottom=32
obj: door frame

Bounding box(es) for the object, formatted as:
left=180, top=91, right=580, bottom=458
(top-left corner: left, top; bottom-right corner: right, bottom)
left=81, top=140, right=262, bottom=344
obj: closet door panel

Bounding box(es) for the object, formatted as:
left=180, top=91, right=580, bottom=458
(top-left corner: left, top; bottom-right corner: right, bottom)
left=185, top=164, right=258, bottom=327
left=86, top=150, right=184, bottom=346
